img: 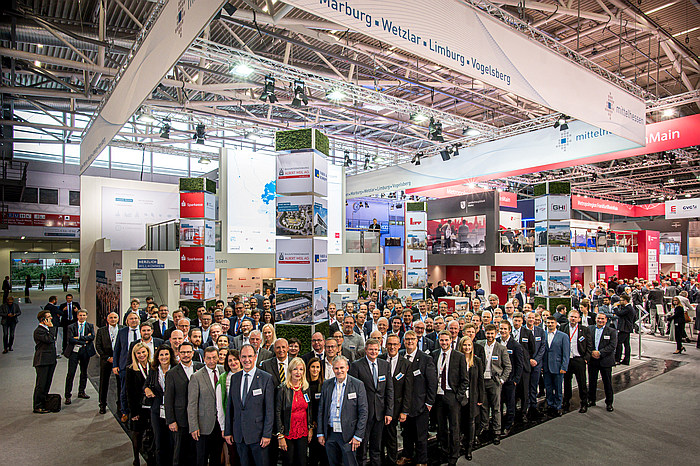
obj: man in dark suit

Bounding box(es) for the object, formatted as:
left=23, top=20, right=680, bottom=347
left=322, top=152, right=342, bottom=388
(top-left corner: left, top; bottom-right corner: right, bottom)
left=260, top=338, right=290, bottom=465
left=497, top=320, right=524, bottom=435
left=560, top=309, right=591, bottom=413
left=412, top=299, right=433, bottom=323
left=614, top=294, right=635, bottom=365
left=511, top=312, right=534, bottom=423
left=95, top=312, right=123, bottom=414
left=432, top=331, right=468, bottom=465
left=33, top=310, right=57, bottom=413
left=400, top=330, right=436, bottom=466
left=44, top=296, right=62, bottom=355
left=224, top=344, right=275, bottom=466
left=379, top=334, right=413, bottom=466
left=551, top=304, right=569, bottom=326
left=412, top=320, right=435, bottom=353
left=58, top=294, right=79, bottom=352
left=302, top=332, right=326, bottom=365
left=165, top=341, right=203, bottom=465
left=476, top=324, right=511, bottom=444
left=122, top=298, right=147, bottom=326
left=317, top=355, right=368, bottom=466
left=587, top=313, right=618, bottom=411
left=349, top=338, right=394, bottom=466
left=524, top=311, right=546, bottom=419
left=113, top=312, right=141, bottom=420
left=152, top=304, right=175, bottom=341
left=542, top=316, right=570, bottom=416
left=646, top=281, right=665, bottom=336
left=248, top=330, right=273, bottom=368
left=127, top=322, right=164, bottom=361
left=231, top=319, right=254, bottom=350
left=228, top=302, right=253, bottom=336
left=329, top=308, right=345, bottom=336
left=63, top=309, right=96, bottom=404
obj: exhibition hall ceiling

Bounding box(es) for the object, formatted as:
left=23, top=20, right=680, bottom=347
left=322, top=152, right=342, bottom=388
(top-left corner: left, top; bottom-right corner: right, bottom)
left=1, top=0, right=699, bottom=201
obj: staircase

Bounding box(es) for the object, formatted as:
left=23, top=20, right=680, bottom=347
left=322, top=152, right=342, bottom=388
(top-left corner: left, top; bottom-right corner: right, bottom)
left=130, top=271, right=160, bottom=305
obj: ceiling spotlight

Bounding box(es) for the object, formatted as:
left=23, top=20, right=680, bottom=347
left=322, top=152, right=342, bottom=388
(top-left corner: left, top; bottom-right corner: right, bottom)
left=668, top=178, right=675, bottom=183
left=137, top=108, right=156, bottom=124
left=452, top=143, right=461, bottom=157
left=440, top=147, right=451, bottom=161
left=428, top=117, right=444, bottom=142
left=193, top=123, right=206, bottom=144
left=663, top=108, right=675, bottom=117
left=198, top=157, right=211, bottom=165
left=410, top=113, right=429, bottom=123
left=343, top=150, right=352, bottom=167
left=363, top=154, right=370, bottom=170
left=554, top=114, right=569, bottom=131
left=291, top=80, right=308, bottom=107
left=160, top=117, right=171, bottom=139
left=231, top=63, right=254, bottom=77
left=685, top=193, right=692, bottom=198
left=326, top=89, right=347, bottom=101
left=411, top=152, right=422, bottom=166
left=462, top=127, right=481, bottom=137
left=259, top=75, right=278, bottom=103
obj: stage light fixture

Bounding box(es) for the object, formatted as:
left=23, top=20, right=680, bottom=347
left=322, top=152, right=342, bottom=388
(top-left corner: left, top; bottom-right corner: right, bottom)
left=410, top=113, right=429, bottom=123
left=198, top=157, right=211, bottom=165
left=259, top=75, right=278, bottom=103
left=291, top=80, right=308, bottom=108
left=428, top=117, right=444, bottom=142
left=160, top=117, right=171, bottom=139
left=553, top=115, right=569, bottom=131
left=452, top=143, right=461, bottom=156
left=363, top=154, right=370, bottom=170
left=326, top=89, right=347, bottom=101
left=193, top=123, right=206, bottom=144
left=343, top=150, right=352, bottom=167
left=231, top=63, right=254, bottom=77
left=137, top=108, right=156, bottom=124
left=411, top=152, right=421, bottom=166
left=440, top=147, right=451, bottom=161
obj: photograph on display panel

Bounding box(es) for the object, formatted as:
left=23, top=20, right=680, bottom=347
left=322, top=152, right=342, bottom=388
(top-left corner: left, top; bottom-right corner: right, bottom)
left=427, top=215, right=487, bottom=254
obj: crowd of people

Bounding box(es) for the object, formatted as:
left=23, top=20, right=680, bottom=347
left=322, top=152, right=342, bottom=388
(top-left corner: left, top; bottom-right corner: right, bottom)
left=22, top=271, right=698, bottom=466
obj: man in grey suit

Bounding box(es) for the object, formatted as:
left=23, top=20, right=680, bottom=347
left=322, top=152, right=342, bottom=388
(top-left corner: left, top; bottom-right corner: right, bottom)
left=188, top=346, right=224, bottom=466
left=542, top=315, right=570, bottom=416
left=317, top=356, right=368, bottom=466
left=224, top=344, right=275, bottom=466
left=476, top=324, right=511, bottom=444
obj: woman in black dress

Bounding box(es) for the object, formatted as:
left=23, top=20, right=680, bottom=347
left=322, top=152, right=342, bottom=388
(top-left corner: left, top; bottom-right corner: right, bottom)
left=458, top=336, right=485, bottom=461
left=126, top=342, right=154, bottom=465
left=144, top=345, right=175, bottom=466
left=669, top=296, right=687, bottom=354
left=306, top=357, right=327, bottom=466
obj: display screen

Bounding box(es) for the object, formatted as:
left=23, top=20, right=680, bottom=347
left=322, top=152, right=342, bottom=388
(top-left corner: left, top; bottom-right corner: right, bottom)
left=427, top=215, right=486, bottom=255
left=501, top=271, right=524, bottom=286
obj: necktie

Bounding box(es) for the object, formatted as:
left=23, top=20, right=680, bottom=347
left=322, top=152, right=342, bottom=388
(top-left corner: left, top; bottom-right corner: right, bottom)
left=79, top=322, right=84, bottom=337
left=162, top=321, right=166, bottom=336
left=242, top=373, right=250, bottom=405
left=279, top=362, right=286, bottom=384
left=372, top=362, right=378, bottom=388
left=67, top=304, right=72, bottom=320
left=132, top=329, right=137, bottom=342
left=440, top=353, right=447, bottom=390
left=212, top=369, right=218, bottom=389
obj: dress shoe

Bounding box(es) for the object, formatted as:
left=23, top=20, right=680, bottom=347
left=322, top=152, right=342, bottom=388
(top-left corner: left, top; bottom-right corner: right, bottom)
left=99, top=407, right=107, bottom=414
left=33, top=408, right=50, bottom=414
left=2, top=349, right=7, bottom=354
left=8, top=347, right=13, bottom=351
left=588, top=401, right=597, bottom=407
left=493, top=435, right=501, bottom=445
left=606, top=405, right=614, bottom=412
left=65, top=397, right=72, bottom=405
left=502, top=427, right=512, bottom=437
left=78, top=393, right=90, bottom=399
left=556, top=409, right=564, bottom=417
left=466, top=453, right=473, bottom=461
left=579, top=405, right=588, bottom=413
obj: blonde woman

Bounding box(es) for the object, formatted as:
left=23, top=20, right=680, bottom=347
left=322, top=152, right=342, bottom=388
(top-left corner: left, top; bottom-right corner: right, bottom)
left=126, top=342, right=153, bottom=465
left=458, top=336, right=485, bottom=461
left=261, top=323, right=276, bottom=351
left=275, top=357, right=313, bottom=466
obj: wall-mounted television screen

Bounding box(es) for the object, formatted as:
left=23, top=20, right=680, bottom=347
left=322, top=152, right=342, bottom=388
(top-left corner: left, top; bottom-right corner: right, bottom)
left=502, top=271, right=524, bottom=286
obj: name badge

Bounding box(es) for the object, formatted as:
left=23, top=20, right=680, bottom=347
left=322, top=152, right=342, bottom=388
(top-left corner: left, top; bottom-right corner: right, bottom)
left=603, top=335, right=610, bottom=340
left=413, top=369, right=421, bottom=376
left=304, top=393, right=310, bottom=403
left=522, top=338, right=528, bottom=342
left=395, top=372, right=404, bottom=380
left=535, top=336, right=542, bottom=341
left=348, top=392, right=357, bottom=400
left=315, top=393, right=321, bottom=399
left=579, top=336, right=585, bottom=341
left=252, top=389, right=262, bottom=396
left=378, top=375, right=386, bottom=383
left=507, top=349, right=513, bottom=354
left=159, top=405, right=166, bottom=419
left=492, top=356, right=499, bottom=360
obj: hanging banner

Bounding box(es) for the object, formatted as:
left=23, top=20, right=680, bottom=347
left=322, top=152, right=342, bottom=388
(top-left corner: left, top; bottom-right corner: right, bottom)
left=284, top=0, right=645, bottom=144
left=665, top=198, right=700, bottom=219
left=80, top=0, right=228, bottom=173
left=347, top=119, right=638, bottom=197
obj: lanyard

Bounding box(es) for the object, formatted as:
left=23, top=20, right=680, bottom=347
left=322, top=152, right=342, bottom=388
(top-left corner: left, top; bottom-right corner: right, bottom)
left=138, top=364, right=149, bottom=380
left=569, top=325, right=578, bottom=343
